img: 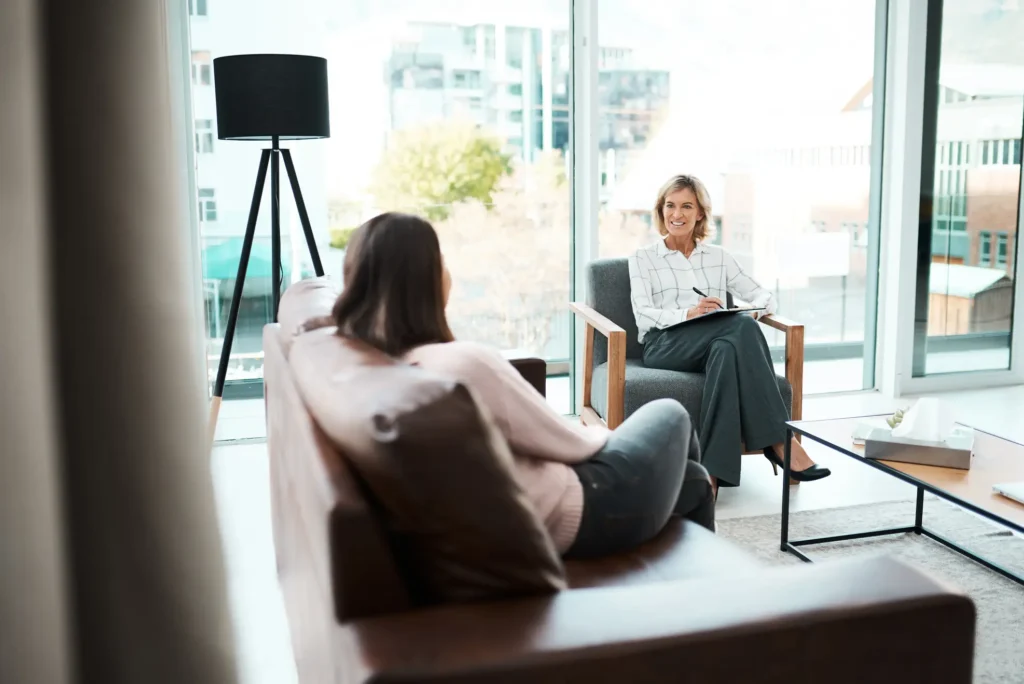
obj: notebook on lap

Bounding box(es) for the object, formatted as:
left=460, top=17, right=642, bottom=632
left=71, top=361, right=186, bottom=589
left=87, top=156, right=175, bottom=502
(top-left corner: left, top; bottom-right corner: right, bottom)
left=663, top=307, right=767, bottom=331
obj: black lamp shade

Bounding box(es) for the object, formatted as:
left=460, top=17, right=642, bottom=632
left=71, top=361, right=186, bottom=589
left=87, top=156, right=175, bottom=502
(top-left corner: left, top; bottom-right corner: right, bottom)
left=213, top=54, right=330, bottom=141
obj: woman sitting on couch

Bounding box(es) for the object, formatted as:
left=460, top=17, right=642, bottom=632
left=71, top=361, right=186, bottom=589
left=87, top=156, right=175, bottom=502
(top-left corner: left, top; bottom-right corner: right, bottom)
left=311, top=211, right=716, bottom=558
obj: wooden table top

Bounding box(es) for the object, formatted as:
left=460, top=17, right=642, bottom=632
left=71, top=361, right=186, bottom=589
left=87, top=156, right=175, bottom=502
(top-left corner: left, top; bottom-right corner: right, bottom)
left=790, top=415, right=1024, bottom=531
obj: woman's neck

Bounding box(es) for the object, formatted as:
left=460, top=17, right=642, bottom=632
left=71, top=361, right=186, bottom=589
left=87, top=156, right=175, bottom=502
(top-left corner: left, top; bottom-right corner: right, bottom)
left=665, top=234, right=696, bottom=257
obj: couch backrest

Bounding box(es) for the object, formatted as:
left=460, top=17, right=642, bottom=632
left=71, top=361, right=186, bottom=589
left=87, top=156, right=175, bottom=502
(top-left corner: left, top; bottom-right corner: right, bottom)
left=264, top=324, right=413, bottom=622
left=587, top=258, right=644, bottom=364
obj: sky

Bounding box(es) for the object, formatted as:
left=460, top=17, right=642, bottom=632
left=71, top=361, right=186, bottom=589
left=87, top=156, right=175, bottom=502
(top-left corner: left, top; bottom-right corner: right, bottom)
left=291, top=0, right=1021, bottom=198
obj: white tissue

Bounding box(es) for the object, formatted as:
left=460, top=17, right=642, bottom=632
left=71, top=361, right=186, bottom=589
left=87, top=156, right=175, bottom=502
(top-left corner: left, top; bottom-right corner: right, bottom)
left=890, top=397, right=956, bottom=443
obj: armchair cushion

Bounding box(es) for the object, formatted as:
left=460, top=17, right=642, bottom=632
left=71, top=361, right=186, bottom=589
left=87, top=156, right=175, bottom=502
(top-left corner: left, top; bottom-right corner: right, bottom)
left=590, top=359, right=793, bottom=427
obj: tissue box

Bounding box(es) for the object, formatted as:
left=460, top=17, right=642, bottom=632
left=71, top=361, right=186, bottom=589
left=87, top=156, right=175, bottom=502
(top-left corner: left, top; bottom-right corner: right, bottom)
left=863, top=427, right=974, bottom=470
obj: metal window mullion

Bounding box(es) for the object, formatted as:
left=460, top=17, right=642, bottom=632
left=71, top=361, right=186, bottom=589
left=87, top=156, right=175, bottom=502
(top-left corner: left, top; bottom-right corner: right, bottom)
left=570, top=0, right=599, bottom=415
left=875, top=0, right=930, bottom=397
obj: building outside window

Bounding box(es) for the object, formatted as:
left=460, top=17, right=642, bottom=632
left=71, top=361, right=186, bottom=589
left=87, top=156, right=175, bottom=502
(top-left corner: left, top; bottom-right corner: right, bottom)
left=194, top=119, right=214, bottom=154
left=189, top=0, right=207, bottom=17
left=597, top=0, right=883, bottom=393
left=913, top=0, right=1022, bottom=376
left=191, top=51, right=212, bottom=86
left=451, top=69, right=481, bottom=89
left=198, top=188, right=217, bottom=222
left=460, top=26, right=477, bottom=55
left=190, top=2, right=578, bottom=409
left=981, top=138, right=1023, bottom=165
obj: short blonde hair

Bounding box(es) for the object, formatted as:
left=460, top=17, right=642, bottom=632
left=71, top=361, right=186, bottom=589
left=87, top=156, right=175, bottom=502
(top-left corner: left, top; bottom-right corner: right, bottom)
left=654, top=174, right=715, bottom=242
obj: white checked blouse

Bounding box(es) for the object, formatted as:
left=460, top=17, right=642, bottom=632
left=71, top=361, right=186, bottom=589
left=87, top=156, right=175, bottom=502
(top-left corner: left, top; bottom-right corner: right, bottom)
left=628, top=239, right=777, bottom=343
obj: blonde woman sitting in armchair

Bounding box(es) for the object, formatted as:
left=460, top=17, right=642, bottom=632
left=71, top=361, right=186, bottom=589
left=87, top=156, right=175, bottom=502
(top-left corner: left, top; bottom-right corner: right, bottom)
left=628, top=174, right=831, bottom=495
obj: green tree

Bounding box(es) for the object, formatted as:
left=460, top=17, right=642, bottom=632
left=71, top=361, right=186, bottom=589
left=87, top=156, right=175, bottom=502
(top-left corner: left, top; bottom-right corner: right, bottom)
left=370, top=121, right=512, bottom=221
left=436, top=149, right=655, bottom=355
left=328, top=226, right=357, bottom=250
left=437, top=150, right=570, bottom=354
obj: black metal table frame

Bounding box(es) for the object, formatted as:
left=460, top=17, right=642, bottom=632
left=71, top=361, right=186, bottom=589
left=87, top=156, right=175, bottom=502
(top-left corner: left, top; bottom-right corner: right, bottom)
left=781, top=419, right=1024, bottom=587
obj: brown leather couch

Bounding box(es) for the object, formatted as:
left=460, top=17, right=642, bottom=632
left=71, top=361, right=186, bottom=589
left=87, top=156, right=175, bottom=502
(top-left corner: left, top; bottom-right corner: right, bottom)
left=264, top=322, right=976, bottom=684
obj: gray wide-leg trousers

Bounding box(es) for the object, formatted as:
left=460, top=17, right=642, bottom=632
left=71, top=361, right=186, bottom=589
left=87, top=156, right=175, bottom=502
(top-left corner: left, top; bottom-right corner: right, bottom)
left=642, top=314, right=789, bottom=487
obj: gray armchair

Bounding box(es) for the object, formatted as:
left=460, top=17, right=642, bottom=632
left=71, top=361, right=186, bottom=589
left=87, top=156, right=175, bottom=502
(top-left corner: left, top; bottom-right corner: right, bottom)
left=571, top=258, right=805, bottom=434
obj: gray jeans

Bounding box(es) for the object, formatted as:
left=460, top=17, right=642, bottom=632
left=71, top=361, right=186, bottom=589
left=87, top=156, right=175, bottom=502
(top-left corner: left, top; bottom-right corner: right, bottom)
left=566, top=399, right=715, bottom=559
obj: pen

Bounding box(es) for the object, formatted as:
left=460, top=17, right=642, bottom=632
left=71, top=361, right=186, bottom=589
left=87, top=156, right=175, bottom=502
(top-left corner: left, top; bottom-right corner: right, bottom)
left=693, top=286, right=727, bottom=313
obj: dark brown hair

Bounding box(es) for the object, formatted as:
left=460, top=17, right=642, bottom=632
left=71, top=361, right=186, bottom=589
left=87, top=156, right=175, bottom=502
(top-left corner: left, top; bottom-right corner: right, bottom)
left=325, top=212, right=454, bottom=356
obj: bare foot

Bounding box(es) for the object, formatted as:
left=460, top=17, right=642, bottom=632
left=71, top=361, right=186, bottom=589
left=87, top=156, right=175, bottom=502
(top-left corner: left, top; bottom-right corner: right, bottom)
left=771, top=438, right=817, bottom=472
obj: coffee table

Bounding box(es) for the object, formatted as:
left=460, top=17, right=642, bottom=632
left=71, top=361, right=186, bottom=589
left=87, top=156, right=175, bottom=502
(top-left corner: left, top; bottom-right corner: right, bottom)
left=782, top=415, right=1024, bottom=586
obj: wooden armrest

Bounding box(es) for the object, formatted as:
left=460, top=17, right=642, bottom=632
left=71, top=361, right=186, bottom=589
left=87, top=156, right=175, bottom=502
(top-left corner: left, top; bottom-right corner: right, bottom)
left=757, top=313, right=800, bottom=332
left=758, top=314, right=804, bottom=421
left=570, top=302, right=626, bottom=429
left=569, top=302, right=625, bottom=337
left=348, top=556, right=974, bottom=683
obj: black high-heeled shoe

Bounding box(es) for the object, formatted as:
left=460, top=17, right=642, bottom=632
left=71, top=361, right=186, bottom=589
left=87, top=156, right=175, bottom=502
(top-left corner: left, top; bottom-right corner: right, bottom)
left=763, top=448, right=831, bottom=482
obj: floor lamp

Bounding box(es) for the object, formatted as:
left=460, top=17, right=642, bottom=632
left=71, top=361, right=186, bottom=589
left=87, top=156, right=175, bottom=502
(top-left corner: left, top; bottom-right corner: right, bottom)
left=207, top=54, right=329, bottom=442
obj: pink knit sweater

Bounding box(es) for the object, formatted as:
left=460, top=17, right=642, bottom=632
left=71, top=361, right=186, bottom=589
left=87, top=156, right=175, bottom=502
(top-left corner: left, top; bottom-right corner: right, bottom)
left=403, top=341, right=610, bottom=553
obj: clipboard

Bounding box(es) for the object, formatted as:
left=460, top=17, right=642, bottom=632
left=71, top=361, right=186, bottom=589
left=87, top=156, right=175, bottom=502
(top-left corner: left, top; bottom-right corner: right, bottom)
left=662, top=307, right=766, bottom=331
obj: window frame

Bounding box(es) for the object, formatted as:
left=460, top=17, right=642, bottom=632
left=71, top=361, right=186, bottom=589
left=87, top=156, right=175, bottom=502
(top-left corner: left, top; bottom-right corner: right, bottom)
left=176, top=0, right=1020, bottom=416
left=893, top=0, right=1024, bottom=392
left=198, top=188, right=217, bottom=222
left=194, top=118, right=214, bottom=154
left=980, top=230, right=992, bottom=266
left=996, top=232, right=1009, bottom=269
left=191, top=50, right=212, bottom=86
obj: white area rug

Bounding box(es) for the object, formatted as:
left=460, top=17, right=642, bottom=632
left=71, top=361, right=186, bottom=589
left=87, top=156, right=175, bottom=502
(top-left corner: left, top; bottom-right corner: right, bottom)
left=718, top=498, right=1024, bottom=684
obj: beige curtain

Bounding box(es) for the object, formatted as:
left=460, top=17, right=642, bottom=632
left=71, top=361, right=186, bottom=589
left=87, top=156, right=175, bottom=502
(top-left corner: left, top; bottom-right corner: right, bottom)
left=1, top=1, right=237, bottom=682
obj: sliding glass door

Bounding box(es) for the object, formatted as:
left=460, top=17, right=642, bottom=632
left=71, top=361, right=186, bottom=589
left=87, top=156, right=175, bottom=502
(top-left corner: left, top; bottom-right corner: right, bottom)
left=189, top=1, right=574, bottom=412
left=594, top=0, right=886, bottom=393
left=912, top=0, right=1022, bottom=378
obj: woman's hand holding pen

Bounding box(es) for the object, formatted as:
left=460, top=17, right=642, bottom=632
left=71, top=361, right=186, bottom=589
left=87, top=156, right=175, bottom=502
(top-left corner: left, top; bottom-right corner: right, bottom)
left=688, top=287, right=724, bottom=320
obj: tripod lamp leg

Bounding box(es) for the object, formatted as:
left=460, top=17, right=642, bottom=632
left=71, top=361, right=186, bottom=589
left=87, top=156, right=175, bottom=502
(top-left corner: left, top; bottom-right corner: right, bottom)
left=281, top=149, right=325, bottom=277
left=271, top=143, right=282, bottom=321
left=208, top=150, right=271, bottom=444
left=208, top=396, right=222, bottom=448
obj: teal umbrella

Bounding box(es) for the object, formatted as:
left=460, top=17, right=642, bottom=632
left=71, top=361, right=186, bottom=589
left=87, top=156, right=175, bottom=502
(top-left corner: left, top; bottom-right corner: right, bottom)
left=202, top=238, right=295, bottom=281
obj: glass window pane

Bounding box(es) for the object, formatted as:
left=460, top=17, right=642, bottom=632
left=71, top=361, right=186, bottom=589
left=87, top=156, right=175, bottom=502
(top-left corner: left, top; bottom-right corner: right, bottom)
left=597, top=0, right=881, bottom=393
left=190, top=2, right=573, bottom=414
left=915, top=0, right=1020, bottom=376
